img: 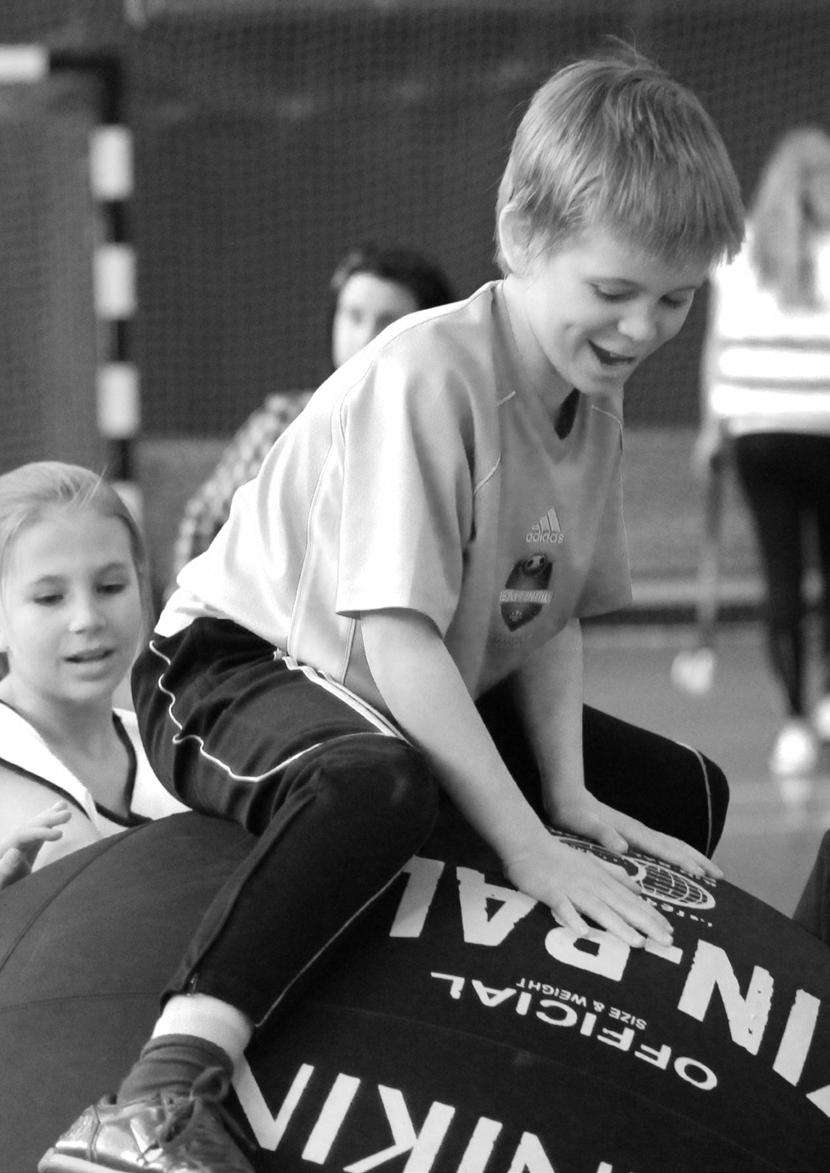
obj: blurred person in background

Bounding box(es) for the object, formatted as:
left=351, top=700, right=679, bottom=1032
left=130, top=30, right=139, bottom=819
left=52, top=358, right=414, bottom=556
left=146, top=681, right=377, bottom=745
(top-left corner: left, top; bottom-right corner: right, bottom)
left=696, top=127, right=830, bottom=789
left=170, top=243, right=456, bottom=583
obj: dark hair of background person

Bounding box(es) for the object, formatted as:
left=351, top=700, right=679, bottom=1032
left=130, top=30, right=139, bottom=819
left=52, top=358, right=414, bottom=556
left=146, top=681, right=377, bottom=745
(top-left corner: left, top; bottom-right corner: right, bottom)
left=325, top=243, right=457, bottom=367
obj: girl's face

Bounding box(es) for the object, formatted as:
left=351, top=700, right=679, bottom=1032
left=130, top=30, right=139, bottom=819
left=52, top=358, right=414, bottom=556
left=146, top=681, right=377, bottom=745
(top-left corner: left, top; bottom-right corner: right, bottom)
left=0, top=507, right=142, bottom=711
left=331, top=272, right=420, bottom=368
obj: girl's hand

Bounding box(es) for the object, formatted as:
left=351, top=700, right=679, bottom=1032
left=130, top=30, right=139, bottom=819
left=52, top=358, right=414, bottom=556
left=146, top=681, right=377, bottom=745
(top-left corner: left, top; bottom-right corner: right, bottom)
left=0, top=801, right=72, bottom=889
left=548, top=791, right=723, bottom=880
left=503, top=830, right=674, bottom=948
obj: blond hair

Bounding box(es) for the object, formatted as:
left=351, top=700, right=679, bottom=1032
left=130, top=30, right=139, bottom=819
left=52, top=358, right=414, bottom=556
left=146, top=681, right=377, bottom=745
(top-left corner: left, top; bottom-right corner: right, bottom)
left=749, top=126, right=830, bottom=308
left=0, top=461, right=149, bottom=620
left=496, top=44, right=744, bottom=273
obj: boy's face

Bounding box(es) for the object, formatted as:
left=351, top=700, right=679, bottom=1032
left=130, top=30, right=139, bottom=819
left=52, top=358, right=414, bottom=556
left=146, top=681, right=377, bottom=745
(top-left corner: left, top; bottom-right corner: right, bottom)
left=508, top=223, right=708, bottom=398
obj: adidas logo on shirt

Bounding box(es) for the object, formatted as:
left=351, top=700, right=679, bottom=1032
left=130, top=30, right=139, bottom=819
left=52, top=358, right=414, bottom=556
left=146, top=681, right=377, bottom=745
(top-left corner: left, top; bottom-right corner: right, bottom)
left=526, top=507, right=563, bottom=545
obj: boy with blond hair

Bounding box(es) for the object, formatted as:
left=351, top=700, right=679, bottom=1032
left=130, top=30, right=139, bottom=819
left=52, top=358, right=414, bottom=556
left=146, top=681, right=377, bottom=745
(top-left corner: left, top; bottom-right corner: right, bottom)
left=41, top=44, right=743, bottom=1173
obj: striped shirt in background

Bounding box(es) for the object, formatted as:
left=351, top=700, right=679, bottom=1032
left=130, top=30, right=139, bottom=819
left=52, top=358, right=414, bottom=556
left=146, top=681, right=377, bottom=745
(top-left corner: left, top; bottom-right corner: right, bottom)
left=706, top=231, right=830, bottom=436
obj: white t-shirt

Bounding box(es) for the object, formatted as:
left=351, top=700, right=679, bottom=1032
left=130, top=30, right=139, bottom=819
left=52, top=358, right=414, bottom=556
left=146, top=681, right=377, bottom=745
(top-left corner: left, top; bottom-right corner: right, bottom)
left=161, top=282, right=631, bottom=711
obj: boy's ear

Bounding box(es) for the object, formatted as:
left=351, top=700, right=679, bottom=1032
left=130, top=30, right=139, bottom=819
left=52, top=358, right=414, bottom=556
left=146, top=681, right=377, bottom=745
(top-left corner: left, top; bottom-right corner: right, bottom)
left=497, top=203, right=535, bottom=276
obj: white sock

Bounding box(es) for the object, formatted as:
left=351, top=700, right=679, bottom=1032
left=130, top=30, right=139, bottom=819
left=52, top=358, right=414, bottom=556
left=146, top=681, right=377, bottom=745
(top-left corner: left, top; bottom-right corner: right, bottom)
left=151, top=993, right=253, bottom=1068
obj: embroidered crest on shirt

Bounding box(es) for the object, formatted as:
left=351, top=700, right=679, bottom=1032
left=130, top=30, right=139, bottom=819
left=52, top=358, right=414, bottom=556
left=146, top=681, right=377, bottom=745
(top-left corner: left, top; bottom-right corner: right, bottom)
left=500, top=554, right=553, bottom=631
left=526, top=507, right=564, bottom=545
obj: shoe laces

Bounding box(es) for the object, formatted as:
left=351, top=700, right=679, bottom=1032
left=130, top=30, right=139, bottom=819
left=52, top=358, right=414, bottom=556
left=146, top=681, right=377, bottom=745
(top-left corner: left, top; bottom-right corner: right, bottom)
left=152, top=1067, right=252, bottom=1168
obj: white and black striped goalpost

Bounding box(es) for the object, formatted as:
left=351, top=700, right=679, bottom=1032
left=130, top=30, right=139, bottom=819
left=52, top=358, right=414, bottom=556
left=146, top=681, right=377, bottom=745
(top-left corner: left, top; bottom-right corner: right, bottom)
left=0, top=43, right=141, bottom=524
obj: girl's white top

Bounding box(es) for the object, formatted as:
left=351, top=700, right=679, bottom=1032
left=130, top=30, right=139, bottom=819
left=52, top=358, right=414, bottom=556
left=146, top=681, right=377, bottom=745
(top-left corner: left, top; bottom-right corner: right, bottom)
left=706, top=230, right=830, bottom=435
left=0, top=701, right=186, bottom=837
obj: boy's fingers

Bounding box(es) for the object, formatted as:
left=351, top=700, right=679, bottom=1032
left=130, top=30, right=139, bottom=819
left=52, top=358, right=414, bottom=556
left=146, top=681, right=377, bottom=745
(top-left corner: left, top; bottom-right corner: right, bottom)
left=571, top=891, right=651, bottom=948
left=655, top=838, right=722, bottom=880
left=595, top=856, right=640, bottom=890
left=694, top=851, right=723, bottom=879
left=598, top=868, right=674, bottom=940
left=621, top=821, right=723, bottom=881
left=607, top=893, right=672, bottom=946
left=549, top=898, right=589, bottom=938
left=592, top=825, right=628, bottom=855
left=557, top=865, right=673, bottom=948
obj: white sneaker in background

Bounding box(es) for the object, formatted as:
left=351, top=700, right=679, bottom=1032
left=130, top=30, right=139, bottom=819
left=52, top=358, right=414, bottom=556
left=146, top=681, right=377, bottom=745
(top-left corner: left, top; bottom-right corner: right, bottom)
left=670, top=646, right=716, bottom=695
left=769, top=718, right=820, bottom=780
left=812, top=694, right=830, bottom=742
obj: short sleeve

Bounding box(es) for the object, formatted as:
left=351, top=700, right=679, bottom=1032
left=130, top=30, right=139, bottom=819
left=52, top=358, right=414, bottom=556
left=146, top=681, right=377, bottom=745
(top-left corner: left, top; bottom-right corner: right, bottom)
left=334, top=348, right=476, bottom=635
left=171, top=392, right=311, bottom=580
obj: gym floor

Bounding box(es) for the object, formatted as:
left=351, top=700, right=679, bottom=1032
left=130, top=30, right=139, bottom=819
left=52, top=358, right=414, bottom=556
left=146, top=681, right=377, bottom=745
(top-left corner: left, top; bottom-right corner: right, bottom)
left=583, top=620, right=830, bottom=919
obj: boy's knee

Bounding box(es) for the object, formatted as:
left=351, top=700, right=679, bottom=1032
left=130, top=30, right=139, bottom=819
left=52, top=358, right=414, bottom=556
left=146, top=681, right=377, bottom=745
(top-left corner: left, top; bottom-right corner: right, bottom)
left=317, top=734, right=438, bottom=835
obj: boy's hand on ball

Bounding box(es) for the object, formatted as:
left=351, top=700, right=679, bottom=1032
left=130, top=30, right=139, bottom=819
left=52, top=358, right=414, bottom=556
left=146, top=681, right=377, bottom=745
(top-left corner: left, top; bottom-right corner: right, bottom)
left=503, top=830, right=674, bottom=949
left=549, top=792, right=723, bottom=881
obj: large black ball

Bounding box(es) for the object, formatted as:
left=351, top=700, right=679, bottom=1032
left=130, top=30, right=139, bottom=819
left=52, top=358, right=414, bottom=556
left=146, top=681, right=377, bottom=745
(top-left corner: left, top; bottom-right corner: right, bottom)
left=1, top=809, right=829, bottom=1173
